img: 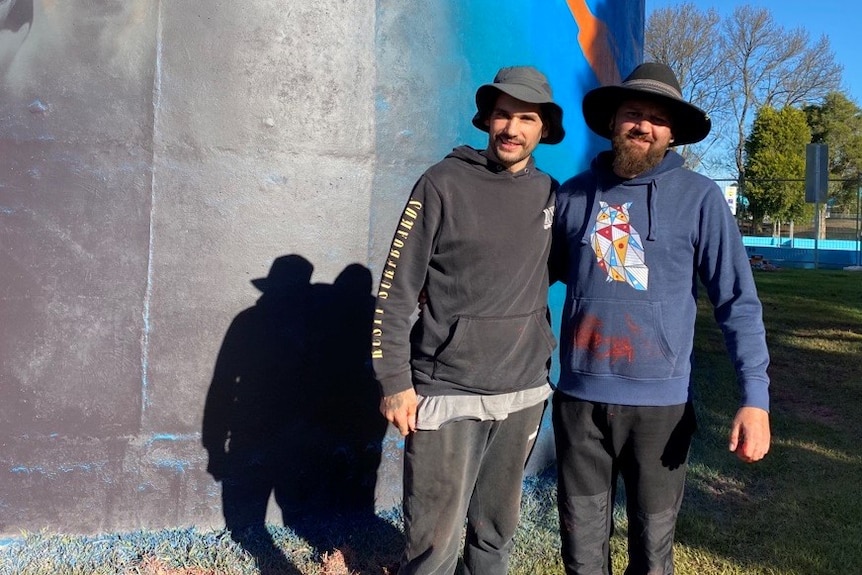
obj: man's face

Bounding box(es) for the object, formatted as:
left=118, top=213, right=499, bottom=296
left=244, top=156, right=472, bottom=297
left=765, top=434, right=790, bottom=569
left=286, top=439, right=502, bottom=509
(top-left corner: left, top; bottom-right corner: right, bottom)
left=485, top=92, right=548, bottom=173
left=610, top=99, right=674, bottom=178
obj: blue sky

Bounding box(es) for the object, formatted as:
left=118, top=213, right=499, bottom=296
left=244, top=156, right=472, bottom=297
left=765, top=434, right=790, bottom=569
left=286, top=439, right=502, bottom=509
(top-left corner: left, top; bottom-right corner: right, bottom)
left=645, top=0, right=862, bottom=104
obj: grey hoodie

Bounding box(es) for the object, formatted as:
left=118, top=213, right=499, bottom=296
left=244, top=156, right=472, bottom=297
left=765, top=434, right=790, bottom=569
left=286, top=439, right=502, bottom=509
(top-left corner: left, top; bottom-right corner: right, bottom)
left=372, top=145, right=557, bottom=398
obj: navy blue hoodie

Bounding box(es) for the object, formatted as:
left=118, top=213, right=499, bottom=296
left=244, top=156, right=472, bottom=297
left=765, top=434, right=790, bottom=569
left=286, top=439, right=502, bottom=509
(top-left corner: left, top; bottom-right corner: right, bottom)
left=551, top=150, right=770, bottom=410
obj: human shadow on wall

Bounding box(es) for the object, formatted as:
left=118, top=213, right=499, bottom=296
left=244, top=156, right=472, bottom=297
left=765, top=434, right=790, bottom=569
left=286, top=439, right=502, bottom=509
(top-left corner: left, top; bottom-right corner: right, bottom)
left=202, top=255, right=402, bottom=575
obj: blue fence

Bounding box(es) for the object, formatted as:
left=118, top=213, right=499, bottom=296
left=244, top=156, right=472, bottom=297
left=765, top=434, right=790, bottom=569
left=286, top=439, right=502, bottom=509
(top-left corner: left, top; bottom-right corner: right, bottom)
left=743, top=236, right=862, bottom=269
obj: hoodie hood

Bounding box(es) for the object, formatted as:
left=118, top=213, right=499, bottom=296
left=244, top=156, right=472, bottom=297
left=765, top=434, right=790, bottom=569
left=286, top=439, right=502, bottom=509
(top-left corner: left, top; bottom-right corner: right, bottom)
left=579, top=149, right=685, bottom=245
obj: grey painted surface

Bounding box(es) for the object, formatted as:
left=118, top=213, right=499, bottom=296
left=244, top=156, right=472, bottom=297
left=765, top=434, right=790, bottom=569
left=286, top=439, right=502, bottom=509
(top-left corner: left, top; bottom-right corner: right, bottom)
left=1, top=0, right=382, bottom=534
left=0, top=0, right=642, bottom=536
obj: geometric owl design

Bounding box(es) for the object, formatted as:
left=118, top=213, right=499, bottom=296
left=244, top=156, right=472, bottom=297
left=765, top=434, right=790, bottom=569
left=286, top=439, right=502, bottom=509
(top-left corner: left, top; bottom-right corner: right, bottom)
left=590, top=201, right=648, bottom=290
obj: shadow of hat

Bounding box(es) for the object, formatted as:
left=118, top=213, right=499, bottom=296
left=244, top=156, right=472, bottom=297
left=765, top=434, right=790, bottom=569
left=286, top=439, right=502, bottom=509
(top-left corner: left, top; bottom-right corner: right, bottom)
left=251, top=255, right=314, bottom=292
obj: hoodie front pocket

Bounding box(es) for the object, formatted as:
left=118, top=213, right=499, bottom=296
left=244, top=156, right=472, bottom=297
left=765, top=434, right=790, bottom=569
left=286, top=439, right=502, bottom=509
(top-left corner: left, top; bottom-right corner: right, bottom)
left=433, top=309, right=555, bottom=393
left=565, top=298, right=677, bottom=380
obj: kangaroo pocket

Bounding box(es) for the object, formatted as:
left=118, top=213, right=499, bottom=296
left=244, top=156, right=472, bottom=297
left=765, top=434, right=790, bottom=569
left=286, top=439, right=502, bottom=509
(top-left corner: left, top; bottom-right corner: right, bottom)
left=432, top=309, right=555, bottom=393
left=565, top=298, right=677, bottom=380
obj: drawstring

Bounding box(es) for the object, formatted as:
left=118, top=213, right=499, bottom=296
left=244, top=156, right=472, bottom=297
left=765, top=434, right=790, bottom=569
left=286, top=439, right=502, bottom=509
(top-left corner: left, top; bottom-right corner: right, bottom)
left=580, top=175, right=657, bottom=245
left=646, top=178, right=657, bottom=241
left=580, top=183, right=600, bottom=245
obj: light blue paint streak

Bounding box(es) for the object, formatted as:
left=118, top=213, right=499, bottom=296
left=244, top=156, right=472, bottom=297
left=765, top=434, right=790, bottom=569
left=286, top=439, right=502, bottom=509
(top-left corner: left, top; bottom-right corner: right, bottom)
left=146, top=432, right=199, bottom=445
left=375, top=96, right=390, bottom=112
left=10, top=461, right=106, bottom=476
left=141, top=0, right=164, bottom=415
left=154, top=459, right=190, bottom=473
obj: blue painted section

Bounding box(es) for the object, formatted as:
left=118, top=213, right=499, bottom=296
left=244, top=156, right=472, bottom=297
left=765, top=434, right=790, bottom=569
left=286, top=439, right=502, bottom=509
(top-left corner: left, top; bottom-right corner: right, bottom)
left=453, top=0, right=644, bottom=184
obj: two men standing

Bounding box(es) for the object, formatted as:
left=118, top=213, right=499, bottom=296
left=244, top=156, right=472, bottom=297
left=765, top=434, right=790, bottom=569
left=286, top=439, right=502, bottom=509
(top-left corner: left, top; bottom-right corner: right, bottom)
left=372, top=62, right=771, bottom=575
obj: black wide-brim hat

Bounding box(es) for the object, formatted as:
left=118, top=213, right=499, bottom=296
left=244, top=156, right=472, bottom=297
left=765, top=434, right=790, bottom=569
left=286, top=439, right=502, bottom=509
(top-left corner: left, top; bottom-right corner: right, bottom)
left=472, top=66, right=565, bottom=145
left=582, top=62, right=711, bottom=146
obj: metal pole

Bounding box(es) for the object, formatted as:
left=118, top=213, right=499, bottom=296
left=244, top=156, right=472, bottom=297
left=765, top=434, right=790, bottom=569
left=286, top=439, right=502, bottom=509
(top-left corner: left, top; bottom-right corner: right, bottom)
left=814, top=201, right=819, bottom=269
left=857, top=186, right=861, bottom=267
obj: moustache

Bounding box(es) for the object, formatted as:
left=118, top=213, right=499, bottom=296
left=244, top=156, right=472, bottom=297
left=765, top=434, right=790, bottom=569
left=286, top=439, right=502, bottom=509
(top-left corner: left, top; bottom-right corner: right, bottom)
left=627, top=130, right=654, bottom=143
left=496, top=135, right=525, bottom=146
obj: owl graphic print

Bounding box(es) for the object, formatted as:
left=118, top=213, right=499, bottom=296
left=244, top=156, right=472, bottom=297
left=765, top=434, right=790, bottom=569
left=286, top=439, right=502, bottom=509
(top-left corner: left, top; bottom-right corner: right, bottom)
left=551, top=149, right=770, bottom=409
left=590, top=201, right=648, bottom=290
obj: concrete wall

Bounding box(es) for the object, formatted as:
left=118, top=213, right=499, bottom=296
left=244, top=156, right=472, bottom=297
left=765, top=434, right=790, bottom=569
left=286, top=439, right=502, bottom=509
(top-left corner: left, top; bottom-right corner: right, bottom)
left=0, top=0, right=643, bottom=536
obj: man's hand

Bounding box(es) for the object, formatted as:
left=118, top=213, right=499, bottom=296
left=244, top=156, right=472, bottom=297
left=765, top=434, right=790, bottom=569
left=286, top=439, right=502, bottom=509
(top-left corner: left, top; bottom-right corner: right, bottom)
left=729, top=406, right=771, bottom=463
left=380, top=388, right=418, bottom=436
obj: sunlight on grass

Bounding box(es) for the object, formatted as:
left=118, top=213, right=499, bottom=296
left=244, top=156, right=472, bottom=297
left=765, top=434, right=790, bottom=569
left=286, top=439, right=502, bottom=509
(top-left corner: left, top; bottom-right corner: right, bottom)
left=772, top=437, right=862, bottom=463
left=772, top=328, right=862, bottom=350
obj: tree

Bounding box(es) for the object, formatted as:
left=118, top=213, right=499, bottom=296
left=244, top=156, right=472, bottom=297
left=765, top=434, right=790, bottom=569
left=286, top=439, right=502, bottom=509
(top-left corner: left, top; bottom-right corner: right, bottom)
left=804, top=92, right=862, bottom=214
left=645, top=4, right=842, bottom=180
left=645, top=3, right=728, bottom=170
left=724, top=6, right=842, bottom=184
left=744, top=106, right=811, bottom=234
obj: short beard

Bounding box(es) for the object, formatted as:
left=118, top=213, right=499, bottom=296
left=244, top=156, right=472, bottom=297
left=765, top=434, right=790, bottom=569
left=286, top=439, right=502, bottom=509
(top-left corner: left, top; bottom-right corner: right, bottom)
left=611, top=132, right=668, bottom=178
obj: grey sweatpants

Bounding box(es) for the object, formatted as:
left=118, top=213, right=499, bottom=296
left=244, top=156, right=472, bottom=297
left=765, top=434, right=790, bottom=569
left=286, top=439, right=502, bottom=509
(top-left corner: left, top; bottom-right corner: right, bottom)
left=399, top=401, right=546, bottom=575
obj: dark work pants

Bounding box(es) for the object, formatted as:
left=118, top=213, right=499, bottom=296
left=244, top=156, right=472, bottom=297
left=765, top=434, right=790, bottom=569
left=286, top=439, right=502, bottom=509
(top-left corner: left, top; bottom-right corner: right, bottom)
left=399, top=401, right=546, bottom=575
left=553, top=393, right=696, bottom=575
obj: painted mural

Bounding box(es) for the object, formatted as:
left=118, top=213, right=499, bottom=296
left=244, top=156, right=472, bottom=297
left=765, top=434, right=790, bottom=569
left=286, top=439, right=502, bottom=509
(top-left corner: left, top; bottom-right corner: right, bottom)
left=0, top=0, right=642, bottom=537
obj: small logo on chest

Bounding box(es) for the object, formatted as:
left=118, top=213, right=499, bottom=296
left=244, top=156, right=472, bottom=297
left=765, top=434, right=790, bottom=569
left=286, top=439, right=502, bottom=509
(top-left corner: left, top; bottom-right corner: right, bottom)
left=543, top=206, right=555, bottom=230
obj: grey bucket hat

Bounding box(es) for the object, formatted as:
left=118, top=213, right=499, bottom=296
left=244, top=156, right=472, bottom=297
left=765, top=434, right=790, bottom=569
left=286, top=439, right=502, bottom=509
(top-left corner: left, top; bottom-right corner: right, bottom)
left=472, top=66, right=565, bottom=145
left=582, top=62, right=711, bottom=146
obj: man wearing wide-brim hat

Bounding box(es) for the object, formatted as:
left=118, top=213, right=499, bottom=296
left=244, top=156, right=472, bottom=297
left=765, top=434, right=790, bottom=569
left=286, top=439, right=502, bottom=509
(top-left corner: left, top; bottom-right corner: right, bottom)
left=550, top=62, right=772, bottom=575
left=372, top=66, right=564, bottom=575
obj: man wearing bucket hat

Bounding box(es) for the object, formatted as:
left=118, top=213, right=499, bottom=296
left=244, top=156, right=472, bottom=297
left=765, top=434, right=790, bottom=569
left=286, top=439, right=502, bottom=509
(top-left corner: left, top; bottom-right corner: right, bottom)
left=550, top=62, right=771, bottom=574
left=372, top=66, right=564, bottom=575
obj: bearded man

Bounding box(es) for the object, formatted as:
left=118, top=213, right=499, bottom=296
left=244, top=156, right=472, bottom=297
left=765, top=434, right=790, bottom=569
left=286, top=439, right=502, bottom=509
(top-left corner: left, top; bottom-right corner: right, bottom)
left=550, top=62, right=772, bottom=575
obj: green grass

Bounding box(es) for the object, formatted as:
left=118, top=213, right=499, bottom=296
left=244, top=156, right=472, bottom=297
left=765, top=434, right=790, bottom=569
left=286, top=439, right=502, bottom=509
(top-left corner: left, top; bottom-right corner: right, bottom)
left=2, top=269, right=861, bottom=574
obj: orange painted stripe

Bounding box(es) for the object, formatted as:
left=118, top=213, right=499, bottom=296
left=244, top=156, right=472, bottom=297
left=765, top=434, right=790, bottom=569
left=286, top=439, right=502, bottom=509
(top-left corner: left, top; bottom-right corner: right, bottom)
left=566, top=0, right=621, bottom=86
